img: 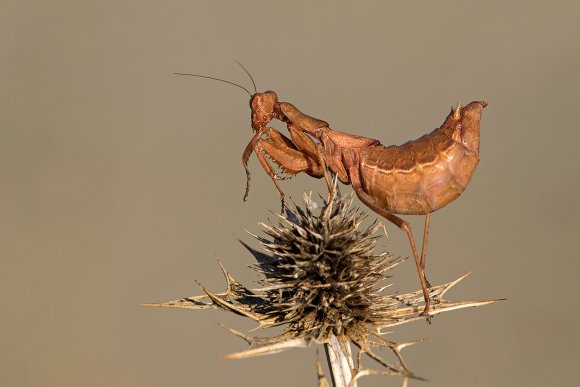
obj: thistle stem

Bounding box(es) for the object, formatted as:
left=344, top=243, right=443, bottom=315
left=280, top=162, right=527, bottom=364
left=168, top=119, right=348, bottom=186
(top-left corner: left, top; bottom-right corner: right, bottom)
left=324, top=335, right=355, bottom=387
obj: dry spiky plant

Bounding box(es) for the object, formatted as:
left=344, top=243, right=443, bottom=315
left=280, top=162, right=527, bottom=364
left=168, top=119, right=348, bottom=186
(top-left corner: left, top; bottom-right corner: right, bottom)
left=145, top=186, right=500, bottom=386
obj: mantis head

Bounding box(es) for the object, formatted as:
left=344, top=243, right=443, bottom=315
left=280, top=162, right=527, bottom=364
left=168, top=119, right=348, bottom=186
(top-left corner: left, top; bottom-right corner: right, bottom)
left=250, top=91, right=279, bottom=132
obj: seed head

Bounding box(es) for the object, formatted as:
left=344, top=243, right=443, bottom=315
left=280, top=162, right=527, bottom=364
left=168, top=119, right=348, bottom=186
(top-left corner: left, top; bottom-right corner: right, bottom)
left=146, top=186, right=501, bottom=383
left=254, top=191, right=402, bottom=341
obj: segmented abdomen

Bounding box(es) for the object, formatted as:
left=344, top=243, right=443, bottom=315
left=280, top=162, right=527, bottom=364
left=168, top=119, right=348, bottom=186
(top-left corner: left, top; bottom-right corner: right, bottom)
left=359, top=130, right=479, bottom=215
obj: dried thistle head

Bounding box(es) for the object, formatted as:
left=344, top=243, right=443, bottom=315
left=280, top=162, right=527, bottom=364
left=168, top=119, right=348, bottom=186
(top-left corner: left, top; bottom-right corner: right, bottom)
left=253, top=189, right=400, bottom=341
left=146, top=186, right=500, bottom=384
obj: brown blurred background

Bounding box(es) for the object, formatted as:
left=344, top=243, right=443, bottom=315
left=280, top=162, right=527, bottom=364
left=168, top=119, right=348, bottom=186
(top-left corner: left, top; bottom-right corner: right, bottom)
left=1, top=1, right=579, bottom=386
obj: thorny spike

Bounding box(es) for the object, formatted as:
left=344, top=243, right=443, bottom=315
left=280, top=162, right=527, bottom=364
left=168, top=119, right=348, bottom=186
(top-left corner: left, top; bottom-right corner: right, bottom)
left=218, top=323, right=253, bottom=344
left=221, top=336, right=314, bottom=359
left=453, top=101, right=462, bottom=120
left=395, top=339, right=426, bottom=352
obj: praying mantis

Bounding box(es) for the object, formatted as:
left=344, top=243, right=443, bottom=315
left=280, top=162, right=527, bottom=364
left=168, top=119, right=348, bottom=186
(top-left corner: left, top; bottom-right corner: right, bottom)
left=177, top=67, right=487, bottom=322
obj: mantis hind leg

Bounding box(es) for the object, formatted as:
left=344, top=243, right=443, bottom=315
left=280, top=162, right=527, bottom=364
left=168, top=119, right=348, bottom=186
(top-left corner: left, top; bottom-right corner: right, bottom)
left=420, top=213, right=432, bottom=288
left=347, top=162, right=433, bottom=323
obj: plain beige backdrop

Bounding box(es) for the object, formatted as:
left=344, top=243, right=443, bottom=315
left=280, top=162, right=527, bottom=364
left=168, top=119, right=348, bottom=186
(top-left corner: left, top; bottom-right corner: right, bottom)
left=1, top=1, right=579, bottom=386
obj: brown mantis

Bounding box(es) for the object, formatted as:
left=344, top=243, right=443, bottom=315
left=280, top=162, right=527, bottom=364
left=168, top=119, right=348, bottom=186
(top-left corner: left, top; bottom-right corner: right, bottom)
left=177, top=67, right=487, bottom=322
